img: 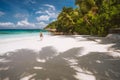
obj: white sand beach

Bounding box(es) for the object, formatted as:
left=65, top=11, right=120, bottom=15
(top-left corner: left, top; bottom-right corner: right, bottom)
left=0, top=35, right=114, bottom=54
left=0, top=35, right=120, bottom=80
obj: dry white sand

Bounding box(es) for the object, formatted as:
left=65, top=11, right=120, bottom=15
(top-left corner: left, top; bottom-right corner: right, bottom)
left=0, top=35, right=120, bottom=80
left=0, top=35, right=113, bottom=54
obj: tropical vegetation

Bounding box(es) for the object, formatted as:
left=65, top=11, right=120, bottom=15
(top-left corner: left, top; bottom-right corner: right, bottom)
left=45, top=0, right=120, bottom=36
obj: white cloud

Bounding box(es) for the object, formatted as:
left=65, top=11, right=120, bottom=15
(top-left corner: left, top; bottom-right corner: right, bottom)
left=17, top=19, right=35, bottom=27
left=35, top=11, right=44, bottom=14
left=36, top=15, right=50, bottom=21
left=36, top=22, right=48, bottom=28
left=14, top=13, right=29, bottom=19
left=0, top=22, right=15, bottom=27
left=35, top=4, right=59, bottom=22
left=45, top=10, right=58, bottom=18
left=0, top=19, right=48, bottom=29
left=44, top=4, right=56, bottom=11
left=0, top=11, right=5, bottom=17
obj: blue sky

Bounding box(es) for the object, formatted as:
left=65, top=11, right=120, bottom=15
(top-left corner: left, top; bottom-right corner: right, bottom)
left=0, top=0, right=75, bottom=29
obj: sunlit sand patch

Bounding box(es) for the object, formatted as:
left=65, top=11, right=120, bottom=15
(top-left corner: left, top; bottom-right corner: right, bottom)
left=73, top=66, right=96, bottom=80
left=96, top=60, right=102, bottom=63
left=36, top=58, right=46, bottom=63
left=63, top=58, right=78, bottom=65
left=0, top=58, right=10, bottom=62
left=0, top=67, right=9, bottom=70
left=33, top=66, right=43, bottom=70
left=20, top=73, right=36, bottom=80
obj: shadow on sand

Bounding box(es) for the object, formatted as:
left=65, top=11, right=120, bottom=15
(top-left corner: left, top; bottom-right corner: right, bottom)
left=0, top=47, right=82, bottom=80
left=79, top=35, right=120, bottom=52
left=0, top=46, right=120, bottom=80
left=98, top=38, right=120, bottom=52
left=77, top=52, right=120, bottom=80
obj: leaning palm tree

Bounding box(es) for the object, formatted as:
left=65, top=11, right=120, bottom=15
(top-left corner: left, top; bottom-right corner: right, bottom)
left=57, top=7, right=75, bottom=33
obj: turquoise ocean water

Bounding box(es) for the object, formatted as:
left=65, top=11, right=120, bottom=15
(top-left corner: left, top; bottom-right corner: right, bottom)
left=0, top=29, right=49, bottom=39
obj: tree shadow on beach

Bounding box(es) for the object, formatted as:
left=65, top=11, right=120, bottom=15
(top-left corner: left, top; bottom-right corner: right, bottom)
left=55, top=35, right=92, bottom=42
left=98, top=38, right=120, bottom=52
left=0, top=46, right=120, bottom=80
left=81, top=35, right=120, bottom=52
left=77, top=52, right=120, bottom=80
left=30, top=47, right=82, bottom=80
left=0, top=49, right=37, bottom=80
left=0, top=47, right=82, bottom=80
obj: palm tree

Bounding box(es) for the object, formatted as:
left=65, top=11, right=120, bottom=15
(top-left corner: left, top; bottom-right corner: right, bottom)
left=57, top=7, right=75, bottom=33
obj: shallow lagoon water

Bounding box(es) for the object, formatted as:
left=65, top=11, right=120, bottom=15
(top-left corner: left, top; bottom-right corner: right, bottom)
left=0, top=29, right=49, bottom=39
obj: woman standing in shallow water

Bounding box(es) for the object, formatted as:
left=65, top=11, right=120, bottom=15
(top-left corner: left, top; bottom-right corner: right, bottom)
left=40, top=32, right=43, bottom=40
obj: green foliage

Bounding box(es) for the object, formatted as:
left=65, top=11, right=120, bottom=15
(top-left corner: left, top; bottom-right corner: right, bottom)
left=45, top=0, right=120, bottom=36
left=57, top=7, right=75, bottom=33
left=45, top=21, right=57, bottom=29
